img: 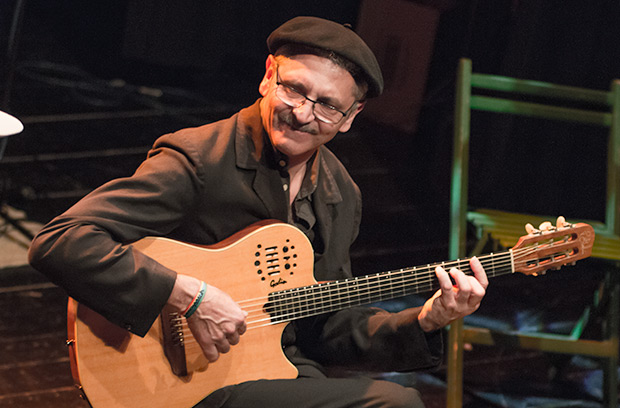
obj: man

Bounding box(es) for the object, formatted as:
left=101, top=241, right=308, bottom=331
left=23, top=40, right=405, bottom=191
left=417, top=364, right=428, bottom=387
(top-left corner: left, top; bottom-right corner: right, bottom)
left=28, top=16, right=487, bottom=407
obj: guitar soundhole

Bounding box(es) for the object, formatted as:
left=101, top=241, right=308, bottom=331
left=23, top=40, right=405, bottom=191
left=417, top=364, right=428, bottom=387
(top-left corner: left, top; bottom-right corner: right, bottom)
left=254, top=239, right=299, bottom=284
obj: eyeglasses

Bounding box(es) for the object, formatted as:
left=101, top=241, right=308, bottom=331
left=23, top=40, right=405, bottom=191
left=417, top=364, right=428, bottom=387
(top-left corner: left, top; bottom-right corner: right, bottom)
left=275, top=68, right=356, bottom=125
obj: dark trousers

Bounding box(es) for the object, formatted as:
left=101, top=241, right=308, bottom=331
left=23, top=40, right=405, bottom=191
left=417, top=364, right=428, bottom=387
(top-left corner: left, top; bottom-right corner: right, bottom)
left=194, top=376, right=425, bottom=408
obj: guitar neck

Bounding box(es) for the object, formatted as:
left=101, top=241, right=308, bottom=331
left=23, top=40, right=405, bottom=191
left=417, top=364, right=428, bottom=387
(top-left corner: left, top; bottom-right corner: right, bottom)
left=266, top=250, right=515, bottom=323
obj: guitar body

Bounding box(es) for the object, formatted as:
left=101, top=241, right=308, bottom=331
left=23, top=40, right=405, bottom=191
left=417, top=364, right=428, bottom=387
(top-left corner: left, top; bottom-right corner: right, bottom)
left=67, top=222, right=315, bottom=408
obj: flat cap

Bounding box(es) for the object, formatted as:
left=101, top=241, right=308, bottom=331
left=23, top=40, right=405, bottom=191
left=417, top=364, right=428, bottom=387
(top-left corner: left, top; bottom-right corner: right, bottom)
left=267, top=16, right=384, bottom=98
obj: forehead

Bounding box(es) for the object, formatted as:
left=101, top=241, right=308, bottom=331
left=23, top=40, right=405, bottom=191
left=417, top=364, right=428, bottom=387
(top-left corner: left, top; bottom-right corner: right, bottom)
left=275, top=54, right=358, bottom=102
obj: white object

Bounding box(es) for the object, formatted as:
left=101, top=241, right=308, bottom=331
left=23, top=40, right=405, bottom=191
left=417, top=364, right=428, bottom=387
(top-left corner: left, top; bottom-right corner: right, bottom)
left=0, top=110, right=24, bottom=137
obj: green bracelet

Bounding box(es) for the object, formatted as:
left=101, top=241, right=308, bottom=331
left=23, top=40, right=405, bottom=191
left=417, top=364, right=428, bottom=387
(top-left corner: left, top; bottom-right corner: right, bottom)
left=184, top=281, right=207, bottom=319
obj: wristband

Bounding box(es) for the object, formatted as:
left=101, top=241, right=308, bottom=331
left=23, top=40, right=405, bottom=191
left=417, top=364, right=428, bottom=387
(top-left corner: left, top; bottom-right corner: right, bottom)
left=183, top=281, right=207, bottom=319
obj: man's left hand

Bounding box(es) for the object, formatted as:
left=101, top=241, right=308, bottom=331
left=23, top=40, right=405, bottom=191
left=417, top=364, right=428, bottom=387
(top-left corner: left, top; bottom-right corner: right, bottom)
left=417, top=256, right=488, bottom=332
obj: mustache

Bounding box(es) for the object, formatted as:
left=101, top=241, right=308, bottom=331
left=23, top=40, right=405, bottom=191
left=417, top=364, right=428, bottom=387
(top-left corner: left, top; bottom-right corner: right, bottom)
left=279, top=112, right=319, bottom=135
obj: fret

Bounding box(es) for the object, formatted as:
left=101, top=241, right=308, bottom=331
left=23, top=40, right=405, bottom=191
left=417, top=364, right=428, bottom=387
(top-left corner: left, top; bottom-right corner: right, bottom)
left=419, top=265, right=431, bottom=293
left=317, top=283, right=329, bottom=314
left=346, top=278, right=360, bottom=308
left=426, top=264, right=436, bottom=293
left=331, top=280, right=347, bottom=311
left=455, top=259, right=465, bottom=276
left=298, top=285, right=309, bottom=317
left=327, top=281, right=337, bottom=313
left=343, top=278, right=352, bottom=309
left=266, top=291, right=285, bottom=323
left=395, top=269, right=408, bottom=298
left=320, top=282, right=332, bottom=313
left=376, top=272, right=388, bottom=302
left=291, top=287, right=302, bottom=319
left=342, top=279, right=354, bottom=308
left=405, top=266, right=418, bottom=295
left=349, top=277, right=361, bottom=307
left=283, top=289, right=294, bottom=321
left=307, top=285, right=321, bottom=316
left=327, top=282, right=339, bottom=312
left=366, top=274, right=379, bottom=304
left=387, top=271, right=395, bottom=300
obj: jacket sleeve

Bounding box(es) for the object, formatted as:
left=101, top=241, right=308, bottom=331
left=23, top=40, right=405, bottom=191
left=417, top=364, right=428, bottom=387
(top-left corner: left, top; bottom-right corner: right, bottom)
left=295, top=305, right=443, bottom=373
left=28, top=132, right=205, bottom=336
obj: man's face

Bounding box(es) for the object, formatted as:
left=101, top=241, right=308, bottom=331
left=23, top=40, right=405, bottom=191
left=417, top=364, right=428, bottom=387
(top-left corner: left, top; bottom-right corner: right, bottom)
left=259, top=53, right=365, bottom=166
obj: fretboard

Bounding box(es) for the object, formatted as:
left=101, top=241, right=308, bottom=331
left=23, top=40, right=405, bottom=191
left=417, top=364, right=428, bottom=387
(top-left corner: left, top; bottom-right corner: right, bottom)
left=265, top=249, right=517, bottom=323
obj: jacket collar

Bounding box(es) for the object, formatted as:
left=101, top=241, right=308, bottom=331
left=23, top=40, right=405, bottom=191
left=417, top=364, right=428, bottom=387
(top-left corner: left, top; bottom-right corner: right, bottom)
left=234, top=99, right=267, bottom=170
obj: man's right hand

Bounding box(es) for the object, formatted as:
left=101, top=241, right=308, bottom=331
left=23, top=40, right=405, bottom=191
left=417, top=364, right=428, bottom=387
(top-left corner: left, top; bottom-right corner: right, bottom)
left=168, top=275, right=247, bottom=362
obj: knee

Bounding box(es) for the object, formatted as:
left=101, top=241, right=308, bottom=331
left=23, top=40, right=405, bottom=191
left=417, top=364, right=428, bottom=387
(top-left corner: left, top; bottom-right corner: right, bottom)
left=384, top=386, right=424, bottom=408
left=366, top=380, right=425, bottom=408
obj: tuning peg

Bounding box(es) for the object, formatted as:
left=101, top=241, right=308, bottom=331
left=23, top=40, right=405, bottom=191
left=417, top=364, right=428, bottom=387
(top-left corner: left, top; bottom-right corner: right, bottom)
left=556, top=216, right=573, bottom=229
left=525, top=223, right=540, bottom=235
left=556, top=216, right=566, bottom=229
left=539, top=221, right=554, bottom=232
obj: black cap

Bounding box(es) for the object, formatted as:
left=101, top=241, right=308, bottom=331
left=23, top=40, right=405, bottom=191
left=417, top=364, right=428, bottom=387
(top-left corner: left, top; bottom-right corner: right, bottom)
left=267, top=16, right=384, bottom=98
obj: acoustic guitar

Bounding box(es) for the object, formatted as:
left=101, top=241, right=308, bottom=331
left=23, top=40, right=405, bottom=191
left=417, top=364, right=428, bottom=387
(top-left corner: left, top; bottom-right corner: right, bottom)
left=67, top=220, right=594, bottom=408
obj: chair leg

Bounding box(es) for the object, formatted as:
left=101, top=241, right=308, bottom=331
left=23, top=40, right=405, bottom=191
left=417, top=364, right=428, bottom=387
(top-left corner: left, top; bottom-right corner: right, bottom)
left=602, top=357, right=618, bottom=408
left=602, top=270, right=619, bottom=408
left=446, top=319, right=464, bottom=407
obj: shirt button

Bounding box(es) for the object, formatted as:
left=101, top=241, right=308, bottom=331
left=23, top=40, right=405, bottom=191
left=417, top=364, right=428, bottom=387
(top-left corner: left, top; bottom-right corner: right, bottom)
left=283, top=184, right=289, bottom=191
left=279, top=160, right=287, bottom=167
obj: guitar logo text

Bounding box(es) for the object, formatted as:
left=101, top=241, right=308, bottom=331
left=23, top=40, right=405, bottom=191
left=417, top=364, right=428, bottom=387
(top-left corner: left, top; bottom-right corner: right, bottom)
left=270, top=278, right=287, bottom=287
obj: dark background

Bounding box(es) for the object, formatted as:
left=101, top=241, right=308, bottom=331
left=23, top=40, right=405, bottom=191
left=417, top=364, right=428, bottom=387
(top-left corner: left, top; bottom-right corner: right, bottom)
left=0, top=0, right=619, bottom=261
left=1, top=0, right=619, bottom=274
left=2, top=0, right=619, bottom=229
left=1, top=2, right=619, bottom=406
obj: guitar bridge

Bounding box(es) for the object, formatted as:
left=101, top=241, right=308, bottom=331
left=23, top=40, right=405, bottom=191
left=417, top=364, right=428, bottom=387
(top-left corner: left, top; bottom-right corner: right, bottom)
left=160, top=306, right=188, bottom=377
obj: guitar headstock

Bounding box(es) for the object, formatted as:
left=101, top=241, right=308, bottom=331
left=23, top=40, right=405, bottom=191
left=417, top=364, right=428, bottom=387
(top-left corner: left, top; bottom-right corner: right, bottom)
left=512, top=222, right=595, bottom=275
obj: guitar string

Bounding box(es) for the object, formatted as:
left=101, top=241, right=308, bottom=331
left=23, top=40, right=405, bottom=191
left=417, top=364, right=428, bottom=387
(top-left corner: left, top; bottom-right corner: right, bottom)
left=175, top=248, right=537, bottom=347
left=256, top=235, right=576, bottom=319
left=172, top=230, right=576, bottom=328
left=172, top=254, right=510, bottom=345
left=176, top=242, right=573, bottom=346
left=183, top=245, right=547, bottom=333
left=243, top=251, right=523, bottom=327
left=239, top=248, right=525, bottom=318
left=176, top=245, right=544, bottom=339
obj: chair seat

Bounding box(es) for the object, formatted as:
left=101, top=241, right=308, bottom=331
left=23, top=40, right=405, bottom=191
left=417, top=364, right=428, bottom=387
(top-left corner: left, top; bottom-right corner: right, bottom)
left=462, top=325, right=618, bottom=357
left=460, top=208, right=620, bottom=361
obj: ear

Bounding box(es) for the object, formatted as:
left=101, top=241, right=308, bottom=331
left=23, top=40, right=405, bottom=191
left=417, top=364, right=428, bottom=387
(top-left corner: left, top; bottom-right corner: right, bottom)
left=336, top=101, right=365, bottom=133
left=259, top=55, right=277, bottom=97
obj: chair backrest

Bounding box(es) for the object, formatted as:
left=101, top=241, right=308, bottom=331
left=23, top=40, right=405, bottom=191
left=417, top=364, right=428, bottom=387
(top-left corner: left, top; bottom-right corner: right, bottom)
left=449, top=58, right=620, bottom=259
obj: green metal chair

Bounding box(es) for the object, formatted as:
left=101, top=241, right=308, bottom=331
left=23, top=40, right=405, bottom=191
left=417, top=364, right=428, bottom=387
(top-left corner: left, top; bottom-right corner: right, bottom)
left=447, top=58, right=620, bottom=407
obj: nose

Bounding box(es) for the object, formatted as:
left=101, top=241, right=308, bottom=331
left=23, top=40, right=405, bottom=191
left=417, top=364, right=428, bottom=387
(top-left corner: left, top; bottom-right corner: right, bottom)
left=291, top=100, right=316, bottom=124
